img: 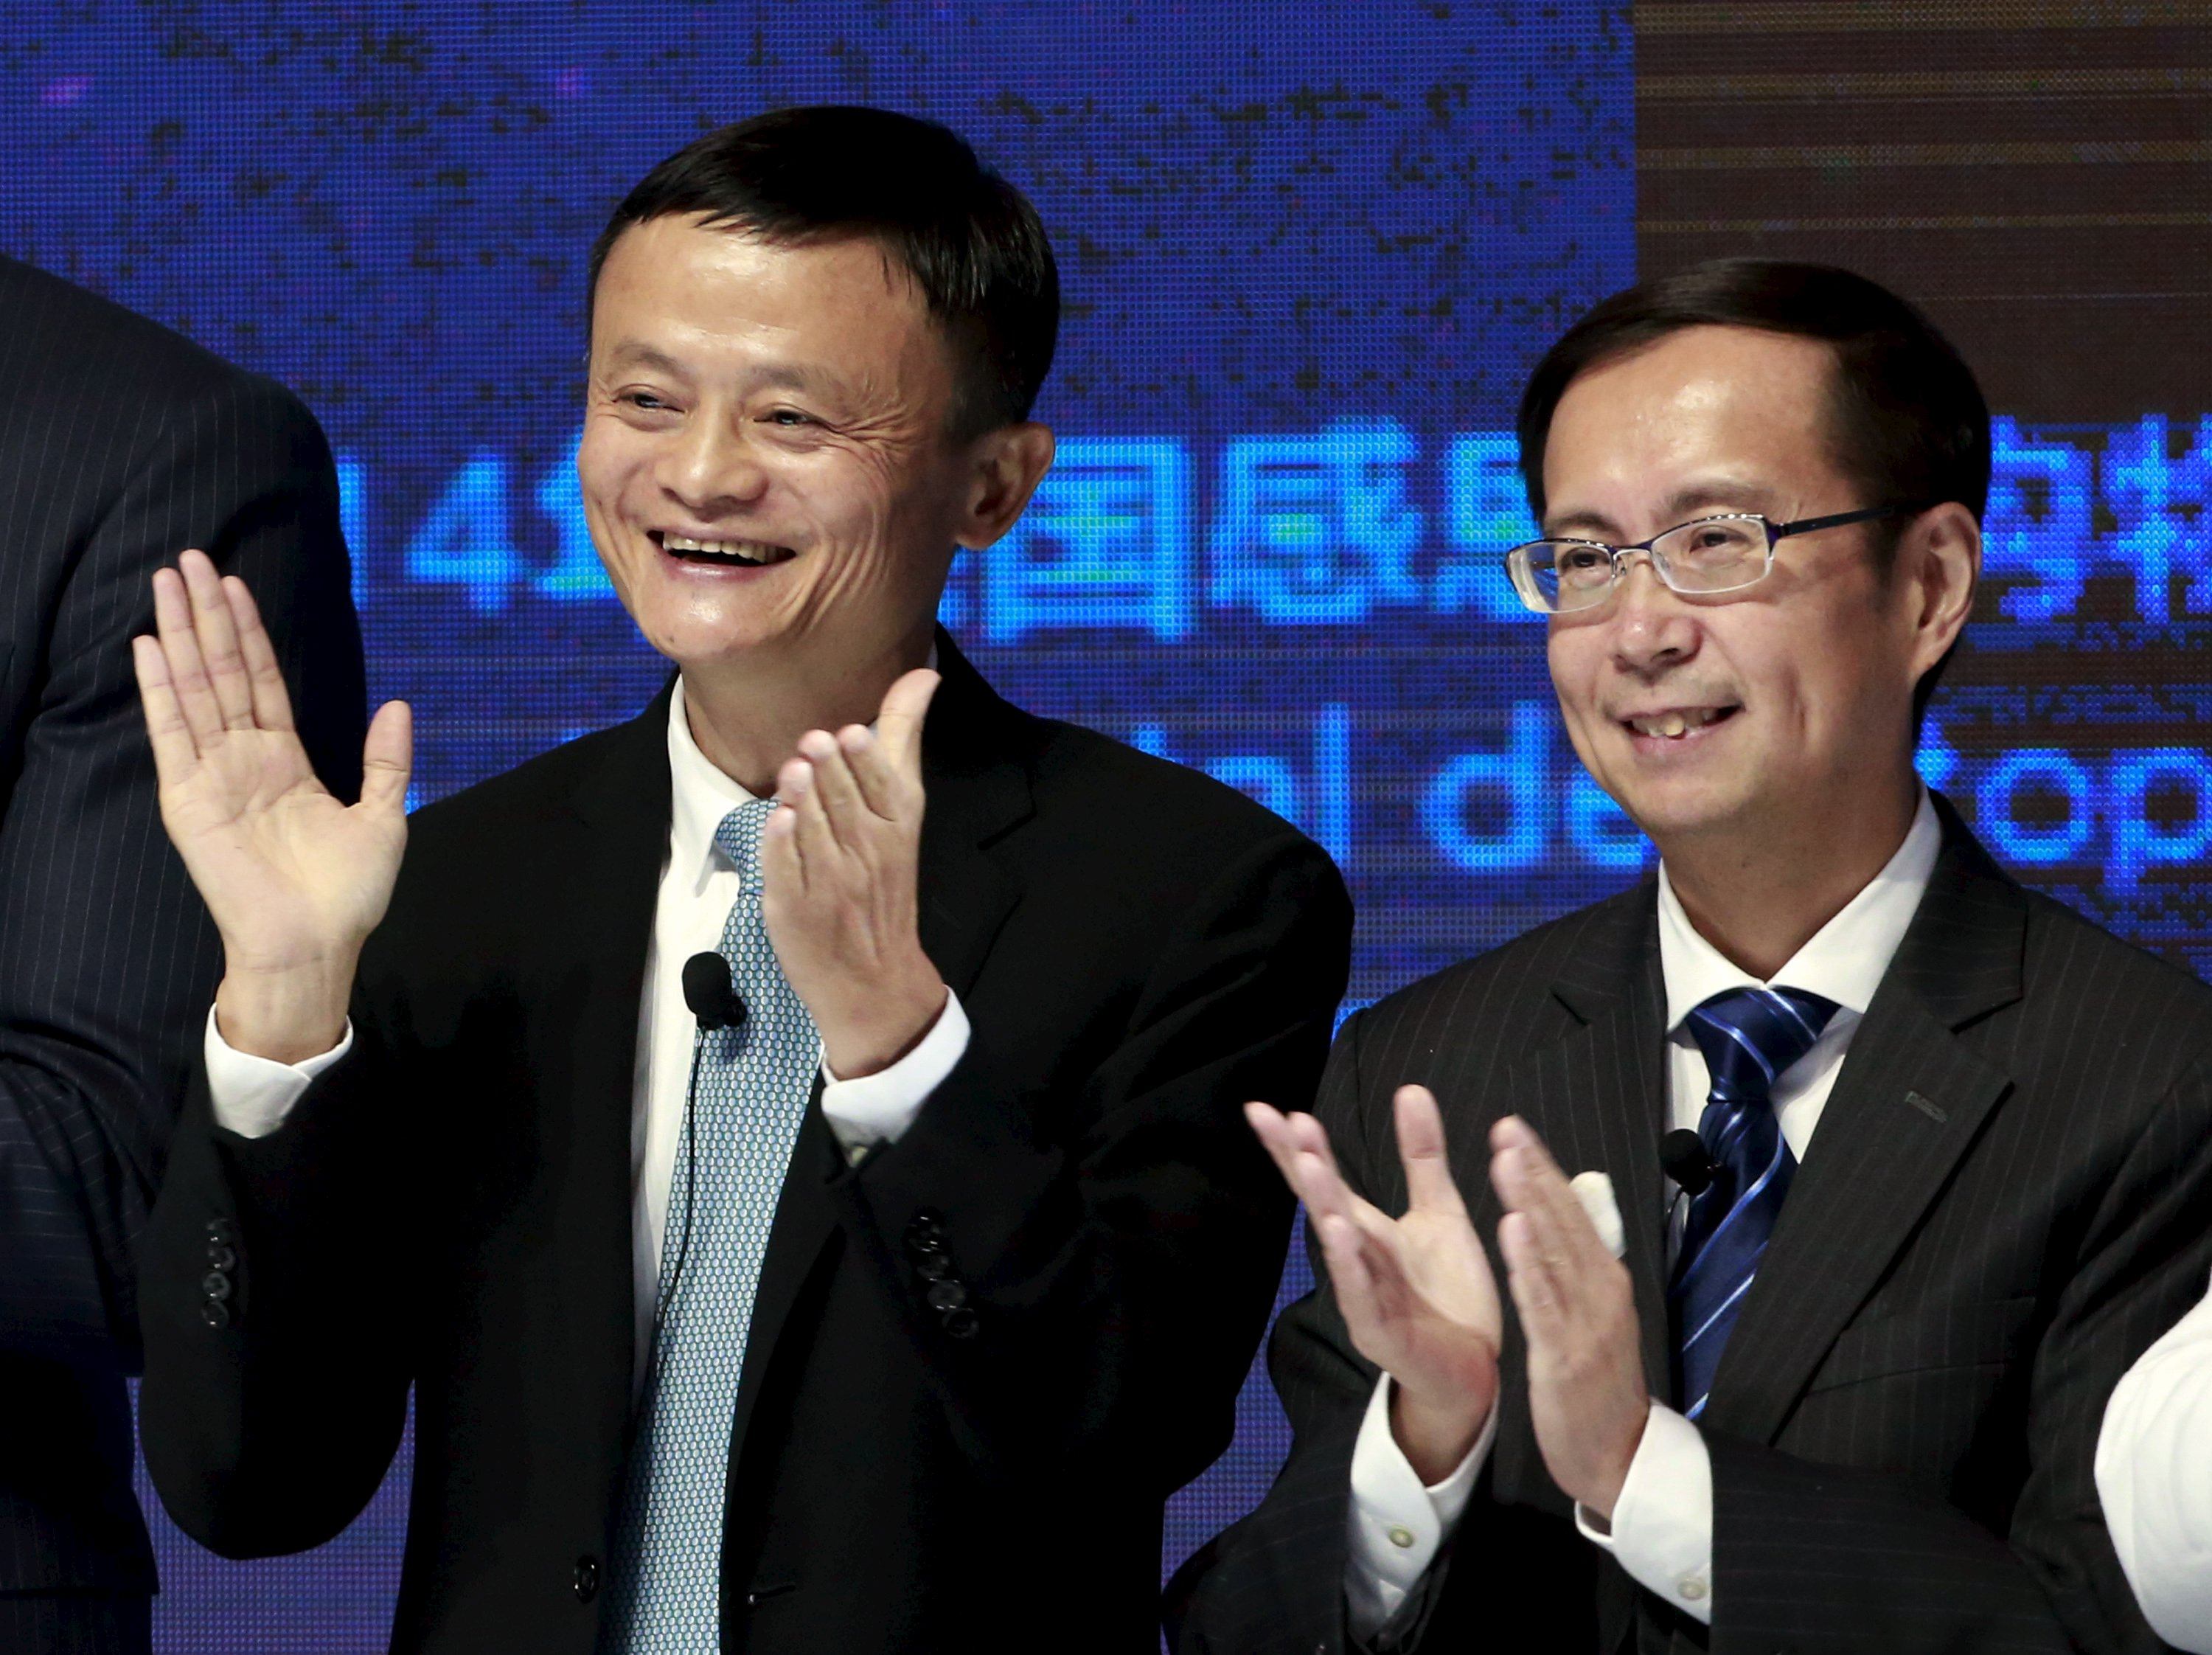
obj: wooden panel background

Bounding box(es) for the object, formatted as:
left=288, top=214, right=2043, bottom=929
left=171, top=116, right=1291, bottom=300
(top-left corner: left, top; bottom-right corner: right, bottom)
left=1635, top=0, right=2211, bottom=419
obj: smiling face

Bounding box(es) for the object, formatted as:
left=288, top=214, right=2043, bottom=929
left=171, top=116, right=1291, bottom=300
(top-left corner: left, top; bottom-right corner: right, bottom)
left=1541, top=325, right=1939, bottom=859
left=579, top=215, right=983, bottom=678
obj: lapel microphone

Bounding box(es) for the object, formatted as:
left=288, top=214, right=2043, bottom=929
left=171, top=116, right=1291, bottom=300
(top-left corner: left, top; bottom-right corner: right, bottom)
left=681, top=951, right=745, bottom=1030
left=1659, top=1128, right=1719, bottom=1197
left=1658, top=1129, right=1719, bottom=1264
left=1655, top=1124, right=1717, bottom=1266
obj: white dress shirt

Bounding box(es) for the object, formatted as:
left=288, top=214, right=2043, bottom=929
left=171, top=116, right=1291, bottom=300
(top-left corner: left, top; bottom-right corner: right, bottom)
left=204, top=676, right=971, bottom=1392
left=1345, top=791, right=1941, bottom=1638
left=2096, top=1269, right=2212, bottom=1652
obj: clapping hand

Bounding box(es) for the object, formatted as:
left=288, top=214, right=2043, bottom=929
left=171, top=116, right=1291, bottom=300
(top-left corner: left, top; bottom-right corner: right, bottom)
left=761, top=667, right=947, bottom=1080
left=133, top=549, right=411, bottom=1062
left=1490, top=1115, right=1649, bottom=1522
left=1246, top=1086, right=1503, bottom=1482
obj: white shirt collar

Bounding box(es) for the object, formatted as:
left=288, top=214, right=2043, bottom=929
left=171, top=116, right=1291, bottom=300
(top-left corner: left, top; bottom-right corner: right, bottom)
left=1656, top=788, right=1941, bottom=1032
left=664, top=645, right=942, bottom=895
left=666, top=676, right=760, bottom=899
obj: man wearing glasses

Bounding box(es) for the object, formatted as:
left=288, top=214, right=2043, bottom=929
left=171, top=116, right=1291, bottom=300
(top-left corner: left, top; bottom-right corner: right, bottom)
left=1170, top=260, right=2212, bottom=1654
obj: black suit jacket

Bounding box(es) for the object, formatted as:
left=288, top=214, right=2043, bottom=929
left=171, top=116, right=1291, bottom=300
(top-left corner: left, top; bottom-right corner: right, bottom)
left=1169, top=802, right=2212, bottom=1655
left=139, top=639, right=1352, bottom=1654
left=0, top=256, right=364, bottom=1619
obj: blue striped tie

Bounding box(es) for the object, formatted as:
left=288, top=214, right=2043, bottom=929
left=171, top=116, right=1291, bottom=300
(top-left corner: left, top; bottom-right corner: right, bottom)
left=1669, top=985, right=1838, bottom=1420
left=599, top=799, right=820, bottom=1651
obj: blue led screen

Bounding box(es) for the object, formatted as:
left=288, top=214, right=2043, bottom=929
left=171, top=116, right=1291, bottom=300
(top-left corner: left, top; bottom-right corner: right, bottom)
left=4, top=4, right=2206, bottom=1649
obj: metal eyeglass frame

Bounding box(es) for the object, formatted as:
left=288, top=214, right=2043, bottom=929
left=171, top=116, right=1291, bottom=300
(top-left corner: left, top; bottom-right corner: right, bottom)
left=1503, top=503, right=1917, bottom=614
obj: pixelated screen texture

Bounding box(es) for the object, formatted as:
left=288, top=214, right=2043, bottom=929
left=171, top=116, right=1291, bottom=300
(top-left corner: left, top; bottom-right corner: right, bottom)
left=7, top=7, right=1630, bottom=1640
left=7, top=3, right=2204, bottom=1650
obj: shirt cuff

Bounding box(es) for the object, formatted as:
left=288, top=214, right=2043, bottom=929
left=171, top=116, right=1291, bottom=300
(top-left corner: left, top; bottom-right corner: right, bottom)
left=1344, top=1373, right=1496, bottom=1641
left=1575, top=1401, right=1713, bottom=1623
left=2096, top=1271, right=2212, bottom=1651
left=203, top=1005, right=354, bottom=1139
left=818, top=988, right=970, bottom=1163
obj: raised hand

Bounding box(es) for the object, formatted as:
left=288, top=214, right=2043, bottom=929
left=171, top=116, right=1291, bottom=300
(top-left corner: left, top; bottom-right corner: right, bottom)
left=762, top=667, right=946, bottom=1079
left=1247, top=1086, right=1502, bottom=1482
left=133, top=549, right=411, bottom=1061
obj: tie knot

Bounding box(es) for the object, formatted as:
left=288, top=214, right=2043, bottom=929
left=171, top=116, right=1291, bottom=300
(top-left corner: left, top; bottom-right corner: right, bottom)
left=713, top=798, right=779, bottom=886
left=1685, top=985, right=1839, bottom=1106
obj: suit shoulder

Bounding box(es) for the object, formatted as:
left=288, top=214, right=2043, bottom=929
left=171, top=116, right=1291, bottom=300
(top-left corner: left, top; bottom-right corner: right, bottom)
left=401, top=713, right=654, bottom=850
left=2014, top=884, right=2212, bottom=1064
left=1354, top=882, right=1654, bottom=1037
left=1022, top=711, right=1333, bottom=868
left=0, top=256, right=322, bottom=435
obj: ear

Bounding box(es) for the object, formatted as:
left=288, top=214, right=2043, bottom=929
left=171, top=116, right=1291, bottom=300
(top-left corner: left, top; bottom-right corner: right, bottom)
left=1896, top=501, right=1980, bottom=684
left=953, top=423, right=1056, bottom=551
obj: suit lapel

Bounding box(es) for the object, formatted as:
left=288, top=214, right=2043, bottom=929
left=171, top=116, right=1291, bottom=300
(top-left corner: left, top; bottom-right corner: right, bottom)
left=726, top=634, right=1032, bottom=1466
left=1699, top=810, right=2026, bottom=1446
left=554, top=686, right=681, bottom=1472
left=911, top=634, right=1029, bottom=996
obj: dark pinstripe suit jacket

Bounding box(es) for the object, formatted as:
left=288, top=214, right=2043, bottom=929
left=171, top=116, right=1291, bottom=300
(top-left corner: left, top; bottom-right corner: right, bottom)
left=1169, top=800, right=2212, bottom=1655
left=0, top=256, right=364, bottom=1618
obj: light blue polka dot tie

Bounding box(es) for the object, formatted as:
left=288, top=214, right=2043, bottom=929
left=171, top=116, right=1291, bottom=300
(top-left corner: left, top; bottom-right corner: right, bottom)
left=599, top=799, right=820, bottom=1651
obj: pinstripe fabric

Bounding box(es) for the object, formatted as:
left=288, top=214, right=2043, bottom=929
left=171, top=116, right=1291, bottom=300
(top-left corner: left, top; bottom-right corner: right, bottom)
left=0, top=256, right=364, bottom=1640
left=1169, top=799, right=2212, bottom=1655
left=0, top=1595, right=149, bottom=1654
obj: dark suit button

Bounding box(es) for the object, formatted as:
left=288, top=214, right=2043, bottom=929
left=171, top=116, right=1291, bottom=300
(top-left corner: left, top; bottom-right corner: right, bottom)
left=206, top=1242, right=237, bottom=1270
left=573, top=1556, right=599, bottom=1603
left=201, top=1299, right=231, bottom=1330
left=904, top=1210, right=947, bottom=1248
left=905, top=1241, right=948, bottom=1274
left=201, top=1271, right=233, bottom=1300
left=204, top=1218, right=235, bottom=1246
left=926, top=1280, right=968, bottom=1312
left=941, top=1306, right=979, bottom=1339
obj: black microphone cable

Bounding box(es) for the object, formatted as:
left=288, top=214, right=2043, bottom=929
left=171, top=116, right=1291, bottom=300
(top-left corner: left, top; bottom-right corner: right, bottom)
left=652, top=953, right=747, bottom=1349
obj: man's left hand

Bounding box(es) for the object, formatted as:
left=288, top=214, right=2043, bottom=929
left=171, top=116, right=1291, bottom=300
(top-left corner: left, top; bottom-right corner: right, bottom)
left=1489, top=1114, right=1650, bottom=1523
left=763, top=668, right=947, bottom=1078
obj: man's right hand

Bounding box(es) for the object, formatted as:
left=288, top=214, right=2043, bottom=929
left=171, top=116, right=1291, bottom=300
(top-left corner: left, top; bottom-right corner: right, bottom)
left=133, top=548, right=411, bottom=1064
left=1246, top=1085, right=1501, bottom=1483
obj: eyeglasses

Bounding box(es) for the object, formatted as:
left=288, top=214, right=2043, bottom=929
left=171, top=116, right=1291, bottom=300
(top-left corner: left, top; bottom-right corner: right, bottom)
left=1503, top=504, right=1916, bottom=615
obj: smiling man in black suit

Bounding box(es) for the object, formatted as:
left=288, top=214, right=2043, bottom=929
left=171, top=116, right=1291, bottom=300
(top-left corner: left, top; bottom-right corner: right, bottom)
left=1169, top=261, right=2212, bottom=1655
left=131, top=106, right=1349, bottom=1654
left=0, top=254, right=364, bottom=1654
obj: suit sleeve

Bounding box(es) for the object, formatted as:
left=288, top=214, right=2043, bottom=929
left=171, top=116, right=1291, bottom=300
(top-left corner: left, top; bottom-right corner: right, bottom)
left=1166, top=1010, right=1631, bottom=1655
left=137, top=957, right=414, bottom=1558
left=825, top=828, right=1349, bottom=1499
left=1708, top=1055, right=2212, bottom=1655
left=1162, top=1007, right=1389, bottom=1654
left=0, top=371, right=364, bottom=1364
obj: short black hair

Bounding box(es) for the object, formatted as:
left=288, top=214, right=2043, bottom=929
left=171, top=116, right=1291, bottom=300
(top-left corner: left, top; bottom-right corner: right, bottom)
left=1517, top=258, right=1990, bottom=727
left=588, top=105, right=1060, bottom=440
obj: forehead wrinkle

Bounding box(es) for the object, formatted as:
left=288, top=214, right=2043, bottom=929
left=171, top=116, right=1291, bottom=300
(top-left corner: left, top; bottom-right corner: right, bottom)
left=749, top=361, right=842, bottom=397
left=595, top=220, right=955, bottom=433
left=598, top=334, right=861, bottom=406
left=599, top=340, right=689, bottom=378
